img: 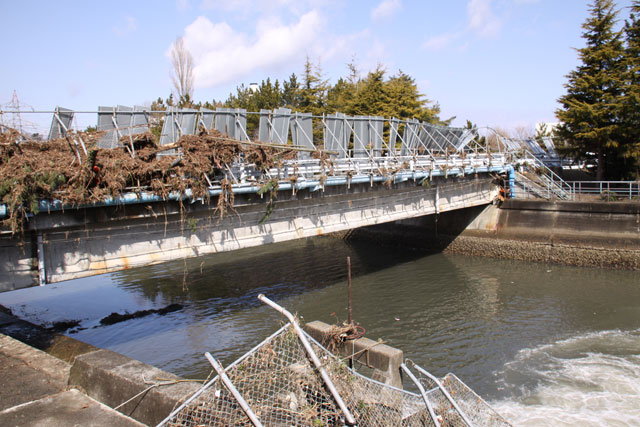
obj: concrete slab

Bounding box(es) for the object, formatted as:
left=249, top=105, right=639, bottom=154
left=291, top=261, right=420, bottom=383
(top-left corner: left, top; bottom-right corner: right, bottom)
left=69, top=348, right=202, bottom=426
left=0, top=389, right=145, bottom=427
left=0, top=352, right=64, bottom=412
left=0, top=334, right=70, bottom=385
left=0, top=334, right=70, bottom=411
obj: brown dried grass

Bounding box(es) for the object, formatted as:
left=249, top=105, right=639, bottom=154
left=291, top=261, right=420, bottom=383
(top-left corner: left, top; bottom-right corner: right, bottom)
left=0, top=128, right=293, bottom=232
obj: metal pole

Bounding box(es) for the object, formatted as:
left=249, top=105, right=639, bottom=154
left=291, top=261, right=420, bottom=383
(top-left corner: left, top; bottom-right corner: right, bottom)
left=37, top=233, right=46, bottom=285
left=410, top=362, right=475, bottom=427
left=347, top=256, right=353, bottom=324
left=257, top=294, right=357, bottom=425
left=205, top=353, right=263, bottom=427
left=400, top=363, right=440, bottom=427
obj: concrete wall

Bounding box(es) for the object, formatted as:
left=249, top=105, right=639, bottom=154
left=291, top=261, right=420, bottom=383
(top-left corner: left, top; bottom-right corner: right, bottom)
left=1, top=176, right=497, bottom=291
left=471, top=199, right=640, bottom=249
left=350, top=199, right=640, bottom=269
left=446, top=199, right=640, bottom=269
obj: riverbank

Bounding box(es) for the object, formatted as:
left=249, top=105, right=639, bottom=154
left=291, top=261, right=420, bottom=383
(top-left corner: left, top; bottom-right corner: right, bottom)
left=1, top=244, right=638, bottom=425
left=0, top=308, right=201, bottom=426
left=346, top=200, right=640, bottom=270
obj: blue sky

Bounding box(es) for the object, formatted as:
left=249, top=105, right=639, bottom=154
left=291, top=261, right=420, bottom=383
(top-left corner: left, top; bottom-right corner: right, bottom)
left=1, top=0, right=635, bottom=134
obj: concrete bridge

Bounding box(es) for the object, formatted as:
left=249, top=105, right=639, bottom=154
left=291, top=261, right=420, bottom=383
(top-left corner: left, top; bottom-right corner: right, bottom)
left=0, top=107, right=510, bottom=291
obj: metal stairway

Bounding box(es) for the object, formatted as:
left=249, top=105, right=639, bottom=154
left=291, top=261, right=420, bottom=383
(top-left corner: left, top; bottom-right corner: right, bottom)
left=512, top=151, right=573, bottom=200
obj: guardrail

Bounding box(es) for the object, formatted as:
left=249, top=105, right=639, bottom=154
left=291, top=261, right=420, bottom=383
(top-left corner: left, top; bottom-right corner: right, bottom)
left=567, top=181, right=640, bottom=201
left=509, top=150, right=573, bottom=200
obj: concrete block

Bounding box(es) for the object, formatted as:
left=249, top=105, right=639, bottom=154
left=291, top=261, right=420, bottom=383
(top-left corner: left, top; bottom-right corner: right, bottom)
left=0, top=312, right=98, bottom=364
left=69, top=349, right=201, bottom=426
left=0, top=389, right=144, bottom=427
left=305, top=320, right=404, bottom=388
left=0, top=333, right=70, bottom=387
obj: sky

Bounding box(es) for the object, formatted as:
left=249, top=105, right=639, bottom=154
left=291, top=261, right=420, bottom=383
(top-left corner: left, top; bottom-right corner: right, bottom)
left=1, top=0, right=635, bottom=134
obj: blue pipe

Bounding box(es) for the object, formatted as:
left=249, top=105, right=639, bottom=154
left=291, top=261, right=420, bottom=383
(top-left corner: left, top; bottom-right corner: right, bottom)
left=0, top=165, right=509, bottom=220
left=507, top=165, right=515, bottom=199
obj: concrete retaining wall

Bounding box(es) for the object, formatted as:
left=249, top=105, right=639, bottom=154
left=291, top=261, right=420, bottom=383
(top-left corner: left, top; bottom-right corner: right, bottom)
left=349, top=199, right=640, bottom=269
left=471, top=200, right=640, bottom=248
left=68, top=349, right=201, bottom=426
left=447, top=200, right=640, bottom=269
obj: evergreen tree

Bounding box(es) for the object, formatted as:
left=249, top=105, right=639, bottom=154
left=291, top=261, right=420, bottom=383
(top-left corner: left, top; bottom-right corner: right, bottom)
left=326, top=77, right=357, bottom=113
left=621, top=0, right=640, bottom=178
left=385, top=70, right=440, bottom=123
left=224, top=84, right=253, bottom=109
left=349, top=66, right=390, bottom=117
left=252, top=78, right=282, bottom=110
left=299, top=56, right=329, bottom=115
left=555, top=0, right=626, bottom=180
left=282, top=73, right=302, bottom=109
left=465, top=120, right=486, bottom=149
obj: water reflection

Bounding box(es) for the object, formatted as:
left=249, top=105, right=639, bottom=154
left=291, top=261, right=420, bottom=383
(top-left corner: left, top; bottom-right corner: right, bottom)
left=0, top=235, right=638, bottom=403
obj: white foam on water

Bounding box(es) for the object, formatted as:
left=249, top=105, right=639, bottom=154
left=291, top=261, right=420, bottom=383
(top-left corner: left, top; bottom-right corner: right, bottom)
left=491, top=329, right=640, bottom=426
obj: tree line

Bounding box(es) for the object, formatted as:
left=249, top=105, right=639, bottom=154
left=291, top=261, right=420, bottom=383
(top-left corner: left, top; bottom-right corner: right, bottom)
left=223, top=58, right=444, bottom=124
left=153, top=56, right=447, bottom=142
left=556, top=0, right=640, bottom=180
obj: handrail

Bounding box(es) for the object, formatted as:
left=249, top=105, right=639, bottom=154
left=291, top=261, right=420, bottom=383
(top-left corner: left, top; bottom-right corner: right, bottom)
left=565, top=180, right=640, bottom=200
left=512, top=150, right=573, bottom=200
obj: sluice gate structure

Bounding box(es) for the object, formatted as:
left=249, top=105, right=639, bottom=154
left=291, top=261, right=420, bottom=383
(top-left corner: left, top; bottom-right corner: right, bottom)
left=0, top=106, right=510, bottom=291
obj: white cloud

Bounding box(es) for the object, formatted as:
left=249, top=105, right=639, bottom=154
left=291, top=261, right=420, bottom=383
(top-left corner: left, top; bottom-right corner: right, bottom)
left=113, top=15, right=136, bottom=37
left=467, top=0, right=502, bottom=38
left=177, top=12, right=324, bottom=88
left=371, top=0, right=401, bottom=21
left=422, top=0, right=505, bottom=52
left=423, top=32, right=462, bottom=51
left=318, top=29, right=370, bottom=64
left=176, top=0, right=189, bottom=11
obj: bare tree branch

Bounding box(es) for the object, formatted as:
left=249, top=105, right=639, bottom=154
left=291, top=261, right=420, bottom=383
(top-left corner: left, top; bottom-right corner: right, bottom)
left=170, top=37, right=194, bottom=102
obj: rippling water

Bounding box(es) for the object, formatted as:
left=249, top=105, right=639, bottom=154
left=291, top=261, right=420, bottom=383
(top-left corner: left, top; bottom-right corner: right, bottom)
left=1, top=237, right=639, bottom=425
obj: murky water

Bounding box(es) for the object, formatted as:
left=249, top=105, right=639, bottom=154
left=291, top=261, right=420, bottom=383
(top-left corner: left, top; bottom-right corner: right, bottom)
left=1, top=237, right=639, bottom=425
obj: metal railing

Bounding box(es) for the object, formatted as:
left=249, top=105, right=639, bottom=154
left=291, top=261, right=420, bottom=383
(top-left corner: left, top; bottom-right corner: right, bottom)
left=509, top=150, right=573, bottom=200
left=567, top=181, right=640, bottom=201
left=0, top=108, right=508, bottom=201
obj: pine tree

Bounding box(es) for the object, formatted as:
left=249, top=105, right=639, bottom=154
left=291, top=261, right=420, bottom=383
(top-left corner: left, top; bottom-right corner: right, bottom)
left=224, top=84, right=253, bottom=109
left=555, top=0, right=626, bottom=180
left=282, top=73, right=302, bottom=109
left=621, top=0, right=640, bottom=178
left=326, top=77, right=357, bottom=114
left=385, top=70, right=440, bottom=123
left=349, top=66, right=390, bottom=117
left=253, top=78, right=282, bottom=110
left=299, top=57, right=329, bottom=115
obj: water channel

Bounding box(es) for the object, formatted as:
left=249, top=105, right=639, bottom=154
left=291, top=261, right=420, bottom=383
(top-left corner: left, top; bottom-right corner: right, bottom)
left=1, top=236, right=639, bottom=426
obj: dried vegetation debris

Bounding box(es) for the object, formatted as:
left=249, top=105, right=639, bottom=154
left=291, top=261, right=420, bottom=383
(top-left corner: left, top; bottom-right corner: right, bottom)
left=0, top=128, right=299, bottom=232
